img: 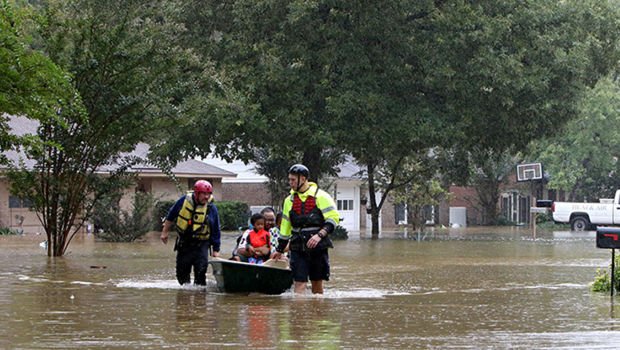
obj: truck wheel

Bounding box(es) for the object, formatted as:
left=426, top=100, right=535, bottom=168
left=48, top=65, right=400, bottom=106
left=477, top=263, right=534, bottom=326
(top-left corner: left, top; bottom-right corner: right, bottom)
left=571, top=217, right=589, bottom=231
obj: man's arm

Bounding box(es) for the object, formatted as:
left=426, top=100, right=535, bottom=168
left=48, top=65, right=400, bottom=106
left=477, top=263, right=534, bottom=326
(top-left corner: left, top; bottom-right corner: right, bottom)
left=271, top=198, right=292, bottom=259
left=161, top=220, right=173, bottom=244
left=161, top=196, right=185, bottom=244
left=209, top=204, right=221, bottom=257
left=307, top=191, right=340, bottom=248
left=236, top=230, right=253, bottom=257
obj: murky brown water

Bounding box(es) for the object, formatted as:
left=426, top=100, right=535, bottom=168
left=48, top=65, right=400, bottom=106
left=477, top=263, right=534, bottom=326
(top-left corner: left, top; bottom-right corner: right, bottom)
left=1, top=227, right=620, bottom=349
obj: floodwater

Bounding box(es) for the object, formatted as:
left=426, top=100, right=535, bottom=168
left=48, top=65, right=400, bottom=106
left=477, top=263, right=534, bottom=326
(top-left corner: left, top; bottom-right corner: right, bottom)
left=1, top=227, right=619, bottom=349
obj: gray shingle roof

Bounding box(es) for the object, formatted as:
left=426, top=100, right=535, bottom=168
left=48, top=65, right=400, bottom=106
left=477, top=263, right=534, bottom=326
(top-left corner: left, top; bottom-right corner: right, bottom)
left=1, top=114, right=236, bottom=178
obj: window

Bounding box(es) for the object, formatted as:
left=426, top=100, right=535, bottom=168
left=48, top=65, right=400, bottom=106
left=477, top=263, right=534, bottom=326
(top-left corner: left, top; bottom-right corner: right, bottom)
left=9, top=196, right=20, bottom=208
left=337, top=199, right=354, bottom=211
left=9, top=196, right=33, bottom=208
left=22, top=198, right=33, bottom=208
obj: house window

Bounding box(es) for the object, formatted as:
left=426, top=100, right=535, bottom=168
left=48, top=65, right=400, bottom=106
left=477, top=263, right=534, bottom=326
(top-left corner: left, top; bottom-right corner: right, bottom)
left=22, top=198, right=33, bottom=208
left=9, top=196, right=33, bottom=208
left=394, top=203, right=406, bottom=224
left=9, top=196, right=21, bottom=208
left=337, top=200, right=354, bottom=211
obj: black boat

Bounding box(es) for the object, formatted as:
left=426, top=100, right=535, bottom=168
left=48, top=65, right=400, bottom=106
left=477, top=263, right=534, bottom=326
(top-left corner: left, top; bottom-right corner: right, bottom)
left=209, top=258, right=293, bottom=294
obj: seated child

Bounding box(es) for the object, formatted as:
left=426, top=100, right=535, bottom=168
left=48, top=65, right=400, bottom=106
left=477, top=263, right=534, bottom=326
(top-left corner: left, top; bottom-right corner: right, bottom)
left=242, top=213, right=271, bottom=264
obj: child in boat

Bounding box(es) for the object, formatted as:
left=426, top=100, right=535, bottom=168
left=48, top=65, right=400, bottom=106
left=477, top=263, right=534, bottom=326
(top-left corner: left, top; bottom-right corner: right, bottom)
left=243, top=213, right=271, bottom=264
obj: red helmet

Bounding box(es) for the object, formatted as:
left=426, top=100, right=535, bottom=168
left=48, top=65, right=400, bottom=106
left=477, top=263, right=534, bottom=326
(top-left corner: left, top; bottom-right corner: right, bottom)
left=194, top=180, right=212, bottom=193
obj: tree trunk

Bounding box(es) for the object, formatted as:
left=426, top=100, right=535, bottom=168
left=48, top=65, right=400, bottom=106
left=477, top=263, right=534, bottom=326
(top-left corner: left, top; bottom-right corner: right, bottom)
left=302, top=150, right=322, bottom=183
left=366, top=160, right=381, bottom=237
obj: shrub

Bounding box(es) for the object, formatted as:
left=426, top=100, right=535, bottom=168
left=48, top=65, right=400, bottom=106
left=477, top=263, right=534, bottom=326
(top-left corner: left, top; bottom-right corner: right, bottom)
left=152, top=199, right=176, bottom=231
left=217, top=201, right=250, bottom=230
left=592, top=253, right=620, bottom=293
left=93, top=192, right=156, bottom=242
left=0, top=226, right=22, bottom=235
left=496, top=217, right=516, bottom=226
left=331, top=225, right=348, bottom=240
left=536, top=213, right=551, bottom=224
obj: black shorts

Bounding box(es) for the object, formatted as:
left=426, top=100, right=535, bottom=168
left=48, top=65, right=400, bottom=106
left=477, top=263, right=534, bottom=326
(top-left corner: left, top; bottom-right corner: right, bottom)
left=290, top=249, right=330, bottom=282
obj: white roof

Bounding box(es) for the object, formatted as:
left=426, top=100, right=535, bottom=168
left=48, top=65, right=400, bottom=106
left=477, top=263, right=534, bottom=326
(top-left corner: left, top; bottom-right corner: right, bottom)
left=201, top=156, right=267, bottom=183
left=202, top=155, right=365, bottom=183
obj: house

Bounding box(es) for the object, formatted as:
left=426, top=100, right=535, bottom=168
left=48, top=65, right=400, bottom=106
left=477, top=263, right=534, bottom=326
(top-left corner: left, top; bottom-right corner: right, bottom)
left=0, top=115, right=236, bottom=233
left=205, top=156, right=411, bottom=232
left=436, top=173, right=552, bottom=227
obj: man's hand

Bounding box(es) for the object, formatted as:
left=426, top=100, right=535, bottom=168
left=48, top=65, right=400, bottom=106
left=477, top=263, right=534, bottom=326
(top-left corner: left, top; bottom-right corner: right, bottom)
left=247, top=245, right=255, bottom=256
left=256, top=245, right=270, bottom=257
left=270, top=251, right=284, bottom=261
left=161, top=220, right=173, bottom=244
left=307, top=233, right=322, bottom=248
left=213, top=251, right=220, bottom=258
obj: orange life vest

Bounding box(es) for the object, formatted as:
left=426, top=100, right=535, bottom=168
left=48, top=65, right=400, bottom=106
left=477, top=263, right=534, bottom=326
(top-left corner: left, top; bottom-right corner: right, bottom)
left=248, top=229, right=270, bottom=249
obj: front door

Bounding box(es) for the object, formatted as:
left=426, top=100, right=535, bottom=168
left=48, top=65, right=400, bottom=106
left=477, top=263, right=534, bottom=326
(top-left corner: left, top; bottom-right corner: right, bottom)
left=336, top=184, right=358, bottom=231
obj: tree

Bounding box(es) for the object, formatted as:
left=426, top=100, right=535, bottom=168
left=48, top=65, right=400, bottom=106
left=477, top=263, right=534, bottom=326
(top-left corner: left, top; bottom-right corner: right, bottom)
left=170, top=0, right=620, bottom=235
left=536, top=76, right=620, bottom=202
left=330, top=0, right=620, bottom=234
left=0, top=0, right=75, bottom=164
left=252, top=147, right=296, bottom=209
left=464, top=149, right=516, bottom=226
left=391, top=156, right=449, bottom=231
left=7, top=0, right=210, bottom=256
left=93, top=191, right=156, bottom=242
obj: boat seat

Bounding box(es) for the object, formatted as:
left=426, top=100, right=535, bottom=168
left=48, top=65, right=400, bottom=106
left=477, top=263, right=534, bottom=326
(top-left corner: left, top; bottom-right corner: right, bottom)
left=262, top=259, right=289, bottom=269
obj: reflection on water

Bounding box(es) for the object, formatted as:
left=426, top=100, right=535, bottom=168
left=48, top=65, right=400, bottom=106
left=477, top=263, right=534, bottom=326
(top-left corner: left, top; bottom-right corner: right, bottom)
left=1, top=227, right=619, bottom=349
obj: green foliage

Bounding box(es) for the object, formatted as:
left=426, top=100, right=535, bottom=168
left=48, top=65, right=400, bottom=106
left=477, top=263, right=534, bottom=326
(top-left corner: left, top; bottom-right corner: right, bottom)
left=0, top=225, right=22, bottom=235
left=535, top=77, right=620, bottom=201
left=496, top=217, right=516, bottom=227
left=536, top=213, right=551, bottom=224
left=152, top=200, right=176, bottom=231
left=536, top=221, right=570, bottom=229
left=7, top=0, right=213, bottom=256
left=93, top=192, right=155, bottom=242
left=466, top=150, right=518, bottom=226
left=392, top=157, right=450, bottom=231
left=0, top=0, right=75, bottom=165
left=330, top=225, right=348, bottom=240
left=216, top=201, right=250, bottom=231
left=252, top=148, right=297, bottom=209
left=591, top=254, right=620, bottom=293
left=171, top=0, right=620, bottom=235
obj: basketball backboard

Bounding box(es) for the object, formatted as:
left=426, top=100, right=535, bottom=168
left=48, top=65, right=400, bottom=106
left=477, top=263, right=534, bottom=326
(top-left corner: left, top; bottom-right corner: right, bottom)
left=516, top=162, right=543, bottom=182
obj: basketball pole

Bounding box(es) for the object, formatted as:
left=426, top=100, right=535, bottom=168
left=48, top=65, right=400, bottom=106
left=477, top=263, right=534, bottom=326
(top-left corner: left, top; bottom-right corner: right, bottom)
left=530, top=181, right=535, bottom=228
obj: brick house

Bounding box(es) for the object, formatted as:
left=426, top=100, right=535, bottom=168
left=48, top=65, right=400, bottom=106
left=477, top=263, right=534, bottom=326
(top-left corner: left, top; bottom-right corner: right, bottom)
left=0, top=115, right=236, bottom=233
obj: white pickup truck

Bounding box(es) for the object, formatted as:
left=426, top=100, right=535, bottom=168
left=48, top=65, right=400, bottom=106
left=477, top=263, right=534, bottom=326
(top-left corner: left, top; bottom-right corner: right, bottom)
left=552, top=190, right=620, bottom=231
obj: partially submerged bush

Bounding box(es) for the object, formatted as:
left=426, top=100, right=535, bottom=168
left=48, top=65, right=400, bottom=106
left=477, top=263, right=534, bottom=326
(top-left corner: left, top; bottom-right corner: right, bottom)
left=331, top=225, right=348, bottom=240
left=0, top=226, right=22, bottom=235
left=152, top=199, right=176, bottom=231
left=591, top=254, right=620, bottom=293
left=93, top=192, right=155, bottom=242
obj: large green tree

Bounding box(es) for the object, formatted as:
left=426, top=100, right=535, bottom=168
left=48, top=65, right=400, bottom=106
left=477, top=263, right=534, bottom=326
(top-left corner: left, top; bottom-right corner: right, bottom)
left=7, top=0, right=210, bottom=256
left=169, top=0, right=620, bottom=234
left=0, top=0, right=75, bottom=164
left=536, top=76, right=620, bottom=202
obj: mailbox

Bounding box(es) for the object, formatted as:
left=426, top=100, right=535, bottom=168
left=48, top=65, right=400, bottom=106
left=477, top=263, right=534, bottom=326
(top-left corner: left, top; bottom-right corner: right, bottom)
left=596, top=227, right=620, bottom=249
left=537, top=200, right=553, bottom=208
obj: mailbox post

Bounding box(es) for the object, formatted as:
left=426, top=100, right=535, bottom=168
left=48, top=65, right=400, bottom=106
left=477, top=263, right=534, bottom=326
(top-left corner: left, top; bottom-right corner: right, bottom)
left=596, top=227, right=620, bottom=296
left=530, top=207, right=546, bottom=238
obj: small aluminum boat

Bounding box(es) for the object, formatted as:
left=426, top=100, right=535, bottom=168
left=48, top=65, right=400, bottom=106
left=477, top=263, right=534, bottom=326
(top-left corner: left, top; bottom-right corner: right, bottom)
left=209, top=258, right=293, bottom=294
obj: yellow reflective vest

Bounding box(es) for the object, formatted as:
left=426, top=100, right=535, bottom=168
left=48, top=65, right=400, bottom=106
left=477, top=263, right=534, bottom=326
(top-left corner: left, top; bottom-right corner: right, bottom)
left=175, top=192, right=213, bottom=241
left=279, top=182, right=339, bottom=251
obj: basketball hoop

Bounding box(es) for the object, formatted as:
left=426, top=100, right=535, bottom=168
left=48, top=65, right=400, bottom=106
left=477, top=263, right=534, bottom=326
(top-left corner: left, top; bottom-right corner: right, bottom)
left=517, top=162, right=543, bottom=182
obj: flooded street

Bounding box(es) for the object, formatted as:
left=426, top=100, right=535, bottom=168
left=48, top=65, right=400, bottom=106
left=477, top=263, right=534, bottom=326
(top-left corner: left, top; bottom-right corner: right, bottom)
left=1, top=227, right=619, bottom=349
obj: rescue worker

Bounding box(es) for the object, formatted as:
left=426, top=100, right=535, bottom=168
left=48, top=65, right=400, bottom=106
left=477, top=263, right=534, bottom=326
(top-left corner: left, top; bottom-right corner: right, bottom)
left=270, top=164, right=339, bottom=294
left=161, top=180, right=221, bottom=285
